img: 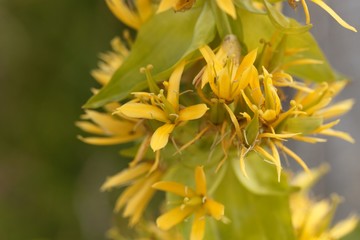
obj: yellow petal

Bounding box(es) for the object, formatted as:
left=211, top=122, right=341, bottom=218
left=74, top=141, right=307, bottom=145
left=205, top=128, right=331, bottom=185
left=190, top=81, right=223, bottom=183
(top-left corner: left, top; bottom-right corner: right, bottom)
left=157, top=0, right=177, bottom=13
left=77, top=134, right=141, bottom=145
left=156, top=205, right=195, bottom=230
left=204, top=199, right=224, bottom=220
left=100, top=163, right=152, bottom=191
left=276, top=143, right=310, bottom=173
left=178, top=104, right=208, bottom=122
left=217, top=69, right=232, bottom=100
left=254, top=145, right=282, bottom=180
left=319, top=129, right=355, bottom=143
left=116, top=103, right=168, bottom=122
left=329, top=216, right=358, bottom=239
left=167, top=61, right=185, bottom=111
left=115, top=177, right=146, bottom=212
left=152, top=181, right=196, bottom=197
left=195, top=166, right=207, bottom=196
left=216, top=0, right=236, bottom=19
left=124, top=171, right=161, bottom=226
left=106, top=0, right=142, bottom=29
left=236, top=49, right=258, bottom=76
left=75, top=121, right=104, bottom=135
left=190, top=210, right=206, bottom=240
left=316, top=99, right=354, bottom=119
left=150, top=123, right=175, bottom=151
left=239, top=148, right=248, bottom=178
left=311, top=0, right=357, bottom=32
left=136, top=0, right=153, bottom=22
left=224, top=104, right=241, bottom=138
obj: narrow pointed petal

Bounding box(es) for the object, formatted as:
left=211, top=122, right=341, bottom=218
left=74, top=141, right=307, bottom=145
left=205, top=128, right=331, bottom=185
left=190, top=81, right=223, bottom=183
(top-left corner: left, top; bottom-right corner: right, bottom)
left=316, top=99, right=354, bottom=119
left=311, top=0, right=357, bottom=32
left=254, top=145, right=282, bottom=179
left=116, top=103, right=168, bottom=122
left=276, top=143, right=310, bottom=173
left=114, top=177, right=146, bottom=212
left=236, top=49, right=258, bottom=75
left=320, top=129, right=355, bottom=143
left=76, top=121, right=104, bottom=135
left=156, top=205, right=195, bottom=230
left=204, top=199, right=224, bottom=220
left=239, top=148, right=249, bottom=178
left=224, top=104, right=241, bottom=138
left=191, top=210, right=206, bottom=240
left=167, top=61, right=185, bottom=111
left=106, top=0, right=142, bottom=29
left=216, top=0, right=236, bottom=19
left=136, top=0, right=153, bottom=22
left=153, top=181, right=196, bottom=197
left=157, top=0, right=177, bottom=13
left=77, top=134, right=141, bottom=145
left=195, top=166, right=207, bottom=196
left=150, top=123, right=175, bottom=151
left=329, top=216, right=358, bottom=239
left=100, top=163, right=151, bottom=191
left=178, top=104, right=208, bottom=122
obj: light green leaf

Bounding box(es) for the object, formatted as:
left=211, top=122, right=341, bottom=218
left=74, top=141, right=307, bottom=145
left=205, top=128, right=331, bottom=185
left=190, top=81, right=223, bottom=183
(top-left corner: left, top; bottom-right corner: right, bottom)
left=282, top=117, right=323, bottom=134
left=263, top=0, right=312, bottom=34
left=84, top=4, right=215, bottom=108
left=232, top=151, right=296, bottom=195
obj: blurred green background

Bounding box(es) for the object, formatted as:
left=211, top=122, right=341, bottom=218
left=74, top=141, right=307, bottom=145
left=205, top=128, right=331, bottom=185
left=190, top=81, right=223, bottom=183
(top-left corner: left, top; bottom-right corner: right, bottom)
left=1, top=0, right=360, bottom=239
left=0, top=0, right=127, bottom=239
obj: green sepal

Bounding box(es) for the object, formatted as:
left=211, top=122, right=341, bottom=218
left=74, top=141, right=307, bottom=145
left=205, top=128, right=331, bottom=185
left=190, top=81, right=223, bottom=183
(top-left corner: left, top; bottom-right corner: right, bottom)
left=84, top=3, right=215, bottom=108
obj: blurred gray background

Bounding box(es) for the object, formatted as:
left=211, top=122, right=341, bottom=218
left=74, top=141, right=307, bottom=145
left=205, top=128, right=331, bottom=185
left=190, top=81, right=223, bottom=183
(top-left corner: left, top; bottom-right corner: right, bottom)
left=0, top=0, right=359, bottom=239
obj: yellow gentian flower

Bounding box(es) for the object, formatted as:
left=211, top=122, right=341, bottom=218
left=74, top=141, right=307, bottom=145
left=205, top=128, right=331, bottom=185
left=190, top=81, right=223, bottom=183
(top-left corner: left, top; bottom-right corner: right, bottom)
left=115, top=61, right=208, bottom=151
left=101, top=162, right=163, bottom=226
left=153, top=166, right=224, bottom=240
left=199, top=42, right=258, bottom=102
left=76, top=110, right=145, bottom=145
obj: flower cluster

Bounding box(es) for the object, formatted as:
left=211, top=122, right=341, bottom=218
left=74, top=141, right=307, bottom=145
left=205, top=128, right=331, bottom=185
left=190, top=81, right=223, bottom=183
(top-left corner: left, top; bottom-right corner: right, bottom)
left=78, top=1, right=358, bottom=239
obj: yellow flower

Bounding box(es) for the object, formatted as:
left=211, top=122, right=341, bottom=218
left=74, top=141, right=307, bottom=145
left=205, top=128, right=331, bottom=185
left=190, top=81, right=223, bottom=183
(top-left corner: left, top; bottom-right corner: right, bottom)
left=291, top=166, right=358, bottom=240
left=106, top=0, right=154, bottom=29
left=157, top=0, right=236, bottom=19
left=91, top=37, right=129, bottom=86
left=101, top=162, right=163, bottom=226
left=76, top=110, right=145, bottom=145
left=297, top=0, right=356, bottom=32
left=115, top=61, right=208, bottom=151
left=199, top=40, right=258, bottom=102
left=153, top=166, right=224, bottom=240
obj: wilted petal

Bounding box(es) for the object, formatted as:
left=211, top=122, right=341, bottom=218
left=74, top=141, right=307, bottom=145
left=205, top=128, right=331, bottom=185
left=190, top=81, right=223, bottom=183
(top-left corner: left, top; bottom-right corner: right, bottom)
left=116, top=103, right=168, bottom=122
left=153, top=181, right=196, bottom=197
left=150, top=123, right=175, bottom=151
left=178, top=104, right=208, bottom=122
left=156, top=205, right=195, bottom=230
left=204, top=199, right=224, bottom=220
left=190, top=210, right=206, bottom=240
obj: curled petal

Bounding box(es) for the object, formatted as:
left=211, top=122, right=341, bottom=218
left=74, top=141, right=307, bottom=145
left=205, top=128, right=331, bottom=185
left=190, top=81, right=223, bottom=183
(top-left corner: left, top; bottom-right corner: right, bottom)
left=150, top=123, right=175, bottom=151
left=178, top=104, right=208, bottom=122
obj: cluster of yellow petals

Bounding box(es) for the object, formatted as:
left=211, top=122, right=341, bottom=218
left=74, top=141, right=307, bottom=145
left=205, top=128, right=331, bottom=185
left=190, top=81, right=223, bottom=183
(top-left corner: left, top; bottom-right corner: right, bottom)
left=153, top=166, right=224, bottom=240
left=291, top=166, right=358, bottom=240
left=115, top=61, right=208, bottom=152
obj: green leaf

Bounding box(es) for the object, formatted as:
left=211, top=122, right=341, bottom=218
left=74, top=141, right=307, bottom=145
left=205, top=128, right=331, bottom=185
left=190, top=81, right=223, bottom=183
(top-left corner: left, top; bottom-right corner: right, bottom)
left=232, top=151, right=296, bottom=195
left=263, top=0, right=312, bottom=34
left=207, top=164, right=296, bottom=239
left=245, top=112, right=259, bottom=146
left=282, top=116, right=323, bottom=134
left=84, top=4, right=215, bottom=108
left=238, top=8, right=338, bottom=82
